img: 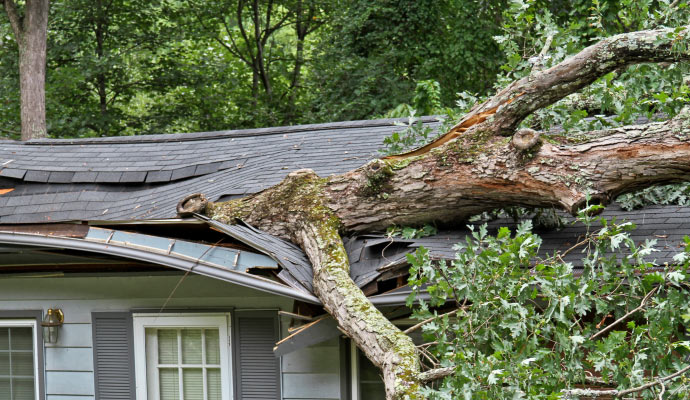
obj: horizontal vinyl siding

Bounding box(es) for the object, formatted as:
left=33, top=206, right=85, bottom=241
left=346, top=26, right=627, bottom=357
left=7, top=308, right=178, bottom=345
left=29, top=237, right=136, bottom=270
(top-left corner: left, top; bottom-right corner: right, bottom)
left=0, top=274, right=335, bottom=400
left=46, top=371, right=94, bottom=396
left=46, top=347, right=93, bottom=372
left=282, top=339, right=341, bottom=400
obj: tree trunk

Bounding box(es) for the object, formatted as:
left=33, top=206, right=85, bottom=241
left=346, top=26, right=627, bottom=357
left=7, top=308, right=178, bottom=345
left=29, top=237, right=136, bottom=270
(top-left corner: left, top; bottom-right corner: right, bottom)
left=94, top=0, right=108, bottom=133
left=3, top=0, right=49, bottom=141
left=181, top=26, right=690, bottom=399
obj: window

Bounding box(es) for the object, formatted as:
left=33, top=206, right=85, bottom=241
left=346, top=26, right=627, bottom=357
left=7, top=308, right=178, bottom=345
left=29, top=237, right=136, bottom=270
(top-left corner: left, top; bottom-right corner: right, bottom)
left=133, top=314, right=232, bottom=400
left=0, top=320, right=40, bottom=400
left=350, top=342, right=385, bottom=400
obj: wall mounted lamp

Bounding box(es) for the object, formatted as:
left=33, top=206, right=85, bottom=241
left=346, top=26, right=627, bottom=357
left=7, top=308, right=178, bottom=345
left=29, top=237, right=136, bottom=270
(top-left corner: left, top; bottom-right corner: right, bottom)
left=42, top=308, right=64, bottom=344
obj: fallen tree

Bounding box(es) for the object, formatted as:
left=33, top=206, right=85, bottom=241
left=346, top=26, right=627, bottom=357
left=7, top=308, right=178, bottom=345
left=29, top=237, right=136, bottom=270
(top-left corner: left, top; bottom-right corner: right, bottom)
left=179, top=26, right=690, bottom=399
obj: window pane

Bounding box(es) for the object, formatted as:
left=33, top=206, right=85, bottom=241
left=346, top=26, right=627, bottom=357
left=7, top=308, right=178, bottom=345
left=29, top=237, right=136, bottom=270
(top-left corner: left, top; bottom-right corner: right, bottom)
left=182, top=369, right=203, bottom=400
left=0, top=326, right=35, bottom=400
left=0, top=353, right=9, bottom=375
left=11, top=352, right=33, bottom=377
left=205, top=329, right=220, bottom=365
left=9, top=329, right=32, bottom=351
left=207, top=368, right=221, bottom=400
left=360, top=383, right=386, bottom=400
left=157, top=330, right=178, bottom=364
left=0, top=329, right=8, bottom=351
left=159, top=368, right=179, bottom=400
left=11, top=377, right=34, bottom=400
left=359, top=351, right=385, bottom=400
left=181, top=329, right=202, bottom=364
left=0, top=378, right=9, bottom=399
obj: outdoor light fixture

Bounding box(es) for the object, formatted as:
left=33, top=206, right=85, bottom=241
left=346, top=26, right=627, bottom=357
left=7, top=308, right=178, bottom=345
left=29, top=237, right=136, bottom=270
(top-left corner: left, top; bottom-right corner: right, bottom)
left=42, top=308, right=64, bottom=344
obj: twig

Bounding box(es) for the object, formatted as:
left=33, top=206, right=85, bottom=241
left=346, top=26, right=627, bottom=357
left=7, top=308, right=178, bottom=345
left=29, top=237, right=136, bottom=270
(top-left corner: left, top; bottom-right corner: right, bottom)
left=589, top=286, right=658, bottom=340
left=417, top=346, right=439, bottom=368
left=432, top=262, right=462, bottom=306
left=404, top=308, right=463, bottom=334
left=562, top=363, right=690, bottom=398
left=419, top=366, right=455, bottom=383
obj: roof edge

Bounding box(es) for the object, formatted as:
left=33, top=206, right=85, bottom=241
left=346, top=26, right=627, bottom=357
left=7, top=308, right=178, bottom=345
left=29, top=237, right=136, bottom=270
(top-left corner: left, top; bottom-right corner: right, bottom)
left=0, top=231, right=321, bottom=304
left=22, top=116, right=444, bottom=146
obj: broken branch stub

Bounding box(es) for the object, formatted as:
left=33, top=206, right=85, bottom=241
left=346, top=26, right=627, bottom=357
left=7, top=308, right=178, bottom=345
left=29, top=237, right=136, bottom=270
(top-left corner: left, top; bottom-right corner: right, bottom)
left=177, top=193, right=208, bottom=217
left=511, top=128, right=540, bottom=151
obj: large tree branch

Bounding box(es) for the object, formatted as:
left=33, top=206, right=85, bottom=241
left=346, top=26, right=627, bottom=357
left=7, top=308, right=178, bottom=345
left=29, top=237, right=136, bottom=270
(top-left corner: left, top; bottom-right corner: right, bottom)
left=388, top=26, right=690, bottom=160
left=179, top=27, right=690, bottom=399
left=461, top=26, right=690, bottom=136
left=203, top=170, right=422, bottom=399
left=325, top=111, right=690, bottom=233
left=190, top=111, right=690, bottom=398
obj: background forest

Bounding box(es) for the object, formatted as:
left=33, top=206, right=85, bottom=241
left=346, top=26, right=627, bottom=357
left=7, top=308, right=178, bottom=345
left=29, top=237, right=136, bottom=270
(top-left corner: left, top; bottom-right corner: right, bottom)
left=1, top=0, right=684, bottom=140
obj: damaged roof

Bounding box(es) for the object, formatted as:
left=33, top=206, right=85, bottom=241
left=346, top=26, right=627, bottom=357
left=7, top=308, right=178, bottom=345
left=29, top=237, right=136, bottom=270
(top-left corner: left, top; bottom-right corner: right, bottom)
left=0, top=117, right=440, bottom=223
left=0, top=117, right=688, bottom=304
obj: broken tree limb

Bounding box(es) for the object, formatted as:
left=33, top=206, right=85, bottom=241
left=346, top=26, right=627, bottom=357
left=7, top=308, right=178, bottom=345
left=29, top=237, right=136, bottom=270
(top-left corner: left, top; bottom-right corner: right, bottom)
left=419, top=366, right=455, bottom=383
left=195, top=111, right=690, bottom=399
left=456, top=25, right=690, bottom=137
left=561, top=363, right=690, bottom=398
left=324, top=111, right=690, bottom=233
left=183, top=26, right=690, bottom=399
left=205, top=170, right=421, bottom=399
left=589, top=286, right=658, bottom=341
left=397, top=25, right=690, bottom=159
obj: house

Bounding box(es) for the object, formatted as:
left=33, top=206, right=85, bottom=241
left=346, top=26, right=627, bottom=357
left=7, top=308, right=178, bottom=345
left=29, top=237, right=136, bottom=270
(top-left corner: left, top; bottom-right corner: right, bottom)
left=0, top=118, right=688, bottom=400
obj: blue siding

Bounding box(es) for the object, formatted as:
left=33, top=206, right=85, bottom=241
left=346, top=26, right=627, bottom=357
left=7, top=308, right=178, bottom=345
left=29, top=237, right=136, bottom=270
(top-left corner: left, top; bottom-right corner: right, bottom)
left=0, top=274, right=340, bottom=400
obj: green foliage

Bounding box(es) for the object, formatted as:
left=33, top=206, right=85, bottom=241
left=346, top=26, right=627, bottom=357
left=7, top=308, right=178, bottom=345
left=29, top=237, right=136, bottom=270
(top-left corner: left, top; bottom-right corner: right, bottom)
left=617, top=182, right=690, bottom=210
left=386, top=223, right=438, bottom=240
left=308, top=0, right=506, bottom=122
left=0, top=20, right=19, bottom=140
left=408, top=208, right=690, bottom=399
left=379, top=113, right=438, bottom=156
left=504, top=0, right=690, bottom=133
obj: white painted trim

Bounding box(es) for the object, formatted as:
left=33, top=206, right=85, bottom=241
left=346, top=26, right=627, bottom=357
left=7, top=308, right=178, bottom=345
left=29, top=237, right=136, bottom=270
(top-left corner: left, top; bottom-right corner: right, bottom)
left=0, top=319, right=40, bottom=400
left=350, top=340, right=359, bottom=400
left=133, top=313, right=232, bottom=400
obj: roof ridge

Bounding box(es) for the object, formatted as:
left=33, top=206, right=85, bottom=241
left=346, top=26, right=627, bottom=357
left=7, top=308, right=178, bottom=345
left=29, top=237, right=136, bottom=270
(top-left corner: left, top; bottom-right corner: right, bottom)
left=21, top=116, right=442, bottom=146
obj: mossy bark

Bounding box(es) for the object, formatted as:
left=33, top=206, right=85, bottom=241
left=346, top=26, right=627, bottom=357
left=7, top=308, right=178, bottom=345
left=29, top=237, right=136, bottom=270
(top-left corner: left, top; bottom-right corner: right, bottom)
left=206, top=169, right=421, bottom=399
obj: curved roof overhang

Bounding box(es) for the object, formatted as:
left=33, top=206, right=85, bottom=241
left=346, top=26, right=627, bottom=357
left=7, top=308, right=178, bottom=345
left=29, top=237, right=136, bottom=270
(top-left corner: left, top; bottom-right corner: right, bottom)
left=0, top=231, right=321, bottom=304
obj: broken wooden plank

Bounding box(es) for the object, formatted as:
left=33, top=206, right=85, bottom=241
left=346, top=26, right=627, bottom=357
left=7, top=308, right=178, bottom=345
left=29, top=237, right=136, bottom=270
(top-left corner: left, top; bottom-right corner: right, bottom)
left=278, top=310, right=316, bottom=322
left=273, top=315, right=340, bottom=357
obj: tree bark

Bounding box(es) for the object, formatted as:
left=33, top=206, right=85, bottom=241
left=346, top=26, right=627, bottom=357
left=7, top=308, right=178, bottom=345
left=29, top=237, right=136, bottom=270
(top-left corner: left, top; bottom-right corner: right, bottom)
left=94, top=0, right=108, bottom=133
left=204, top=171, right=422, bottom=398
left=181, top=26, right=690, bottom=399
left=3, top=0, right=49, bottom=141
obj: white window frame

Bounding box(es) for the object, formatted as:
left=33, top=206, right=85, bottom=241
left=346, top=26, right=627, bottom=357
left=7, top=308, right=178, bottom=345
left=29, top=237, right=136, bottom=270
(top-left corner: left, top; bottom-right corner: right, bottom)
left=0, top=319, right=41, bottom=400
left=132, top=313, right=233, bottom=400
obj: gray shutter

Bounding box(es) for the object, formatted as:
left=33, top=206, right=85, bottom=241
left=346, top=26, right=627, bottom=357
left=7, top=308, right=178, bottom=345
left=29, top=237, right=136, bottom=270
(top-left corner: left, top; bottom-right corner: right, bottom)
left=92, top=312, right=135, bottom=400
left=234, top=311, right=281, bottom=399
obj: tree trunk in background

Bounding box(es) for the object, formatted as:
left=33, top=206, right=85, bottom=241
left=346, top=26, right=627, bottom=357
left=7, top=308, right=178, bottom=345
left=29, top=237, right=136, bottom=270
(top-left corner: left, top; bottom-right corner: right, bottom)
left=3, top=0, right=49, bottom=140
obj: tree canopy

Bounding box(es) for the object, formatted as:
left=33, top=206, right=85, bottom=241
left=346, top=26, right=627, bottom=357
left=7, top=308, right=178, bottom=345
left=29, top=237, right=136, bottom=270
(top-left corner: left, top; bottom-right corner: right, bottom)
left=3, top=1, right=690, bottom=399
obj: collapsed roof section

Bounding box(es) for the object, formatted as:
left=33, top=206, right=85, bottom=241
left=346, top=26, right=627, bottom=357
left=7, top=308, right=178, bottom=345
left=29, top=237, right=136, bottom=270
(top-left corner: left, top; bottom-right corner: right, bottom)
left=0, top=117, right=440, bottom=224
left=0, top=117, right=688, bottom=305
